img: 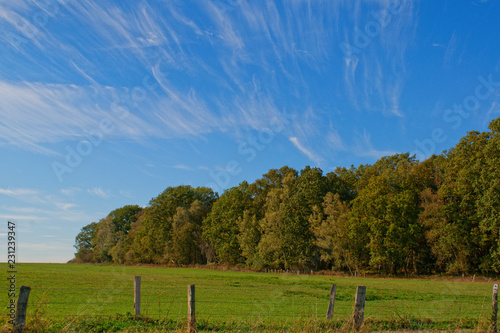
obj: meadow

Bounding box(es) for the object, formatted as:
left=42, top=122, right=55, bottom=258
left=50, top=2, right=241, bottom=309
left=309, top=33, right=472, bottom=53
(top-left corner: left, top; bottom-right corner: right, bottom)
left=1, top=264, right=497, bottom=332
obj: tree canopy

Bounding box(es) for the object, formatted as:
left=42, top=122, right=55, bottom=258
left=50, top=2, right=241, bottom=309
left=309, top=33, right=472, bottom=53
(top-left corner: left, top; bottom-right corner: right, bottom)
left=73, top=117, right=500, bottom=275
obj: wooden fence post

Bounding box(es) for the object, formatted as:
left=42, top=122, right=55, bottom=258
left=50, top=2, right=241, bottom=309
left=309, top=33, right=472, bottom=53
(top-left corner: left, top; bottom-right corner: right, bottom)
left=134, top=276, right=141, bottom=316
left=326, top=284, right=337, bottom=320
left=353, top=286, right=366, bottom=331
left=492, top=284, right=498, bottom=333
left=12, top=286, right=30, bottom=333
left=188, top=284, right=196, bottom=333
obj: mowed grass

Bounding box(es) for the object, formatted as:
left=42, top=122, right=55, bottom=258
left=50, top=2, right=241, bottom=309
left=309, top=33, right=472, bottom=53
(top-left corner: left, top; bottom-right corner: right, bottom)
left=1, top=264, right=497, bottom=331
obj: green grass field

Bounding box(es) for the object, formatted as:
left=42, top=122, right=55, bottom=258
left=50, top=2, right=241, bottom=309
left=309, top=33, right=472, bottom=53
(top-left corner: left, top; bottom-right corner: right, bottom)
left=1, top=264, right=497, bottom=332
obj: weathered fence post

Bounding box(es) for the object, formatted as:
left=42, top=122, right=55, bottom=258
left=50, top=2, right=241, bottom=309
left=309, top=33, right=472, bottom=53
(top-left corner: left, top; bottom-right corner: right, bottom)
left=188, top=284, right=196, bottom=333
left=492, top=284, right=498, bottom=333
left=134, top=276, right=141, bottom=315
left=12, top=286, right=30, bottom=333
left=353, top=286, right=366, bottom=331
left=326, top=284, right=337, bottom=320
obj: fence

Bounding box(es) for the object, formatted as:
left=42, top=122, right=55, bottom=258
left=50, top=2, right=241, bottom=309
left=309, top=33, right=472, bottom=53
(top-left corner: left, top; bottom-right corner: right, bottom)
left=9, top=279, right=500, bottom=333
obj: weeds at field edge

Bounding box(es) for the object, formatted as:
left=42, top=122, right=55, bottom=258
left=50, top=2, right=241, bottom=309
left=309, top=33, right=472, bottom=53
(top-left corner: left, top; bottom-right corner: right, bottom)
left=0, top=315, right=495, bottom=333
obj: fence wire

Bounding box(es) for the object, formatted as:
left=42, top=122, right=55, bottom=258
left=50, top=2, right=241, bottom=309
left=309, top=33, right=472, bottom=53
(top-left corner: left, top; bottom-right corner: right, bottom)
left=5, top=282, right=492, bottom=325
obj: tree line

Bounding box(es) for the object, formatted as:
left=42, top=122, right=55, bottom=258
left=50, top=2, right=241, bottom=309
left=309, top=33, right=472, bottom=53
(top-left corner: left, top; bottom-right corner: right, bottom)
left=73, top=117, right=500, bottom=275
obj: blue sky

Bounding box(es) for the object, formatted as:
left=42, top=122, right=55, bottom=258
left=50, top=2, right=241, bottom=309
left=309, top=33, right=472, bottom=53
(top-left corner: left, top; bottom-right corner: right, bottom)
left=1, top=0, right=499, bottom=263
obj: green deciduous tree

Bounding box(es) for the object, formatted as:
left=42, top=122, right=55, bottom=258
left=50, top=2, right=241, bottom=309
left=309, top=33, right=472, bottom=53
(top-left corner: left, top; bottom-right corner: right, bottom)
left=202, top=182, right=252, bottom=264
left=74, top=222, right=98, bottom=262
left=76, top=205, right=143, bottom=264
left=257, top=166, right=329, bottom=270
left=108, top=205, right=143, bottom=264
left=349, top=153, right=431, bottom=274
left=310, top=192, right=354, bottom=272
left=130, top=186, right=216, bottom=264
left=237, top=210, right=261, bottom=267
left=434, top=131, right=488, bottom=274
left=477, top=118, right=500, bottom=273
left=168, top=200, right=211, bottom=265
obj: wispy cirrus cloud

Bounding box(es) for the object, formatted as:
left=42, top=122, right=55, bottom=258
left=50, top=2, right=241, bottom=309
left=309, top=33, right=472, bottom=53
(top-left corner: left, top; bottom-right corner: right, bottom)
left=289, top=136, right=323, bottom=165
left=54, top=202, right=76, bottom=211
left=483, top=101, right=500, bottom=125
left=341, top=0, right=417, bottom=118
left=1, top=1, right=304, bottom=153
left=0, top=187, right=46, bottom=205
left=1, top=203, right=92, bottom=223
left=1, top=0, right=322, bottom=152
left=172, top=164, right=193, bottom=170
left=443, top=31, right=459, bottom=65
left=353, top=129, right=397, bottom=159
left=205, top=1, right=245, bottom=52
left=0, top=214, right=46, bottom=221
left=1, top=1, right=414, bottom=165
left=0, top=187, right=38, bottom=197
left=60, top=187, right=82, bottom=197
left=0, top=81, right=160, bottom=153
left=327, top=130, right=347, bottom=152
left=87, top=187, right=110, bottom=199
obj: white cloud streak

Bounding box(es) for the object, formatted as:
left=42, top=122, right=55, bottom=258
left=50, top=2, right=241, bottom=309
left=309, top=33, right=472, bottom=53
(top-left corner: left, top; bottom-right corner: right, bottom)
left=289, top=136, right=322, bottom=165
left=327, top=130, right=347, bottom=152
left=0, top=214, right=47, bottom=221
left=0, top=187, right=38, bottom=197
left=87, top=187, right=110, bottom=199
left=0, top=81, right=161, bottom=153
left=60, top=187, right=82, bottom=196
left=353, top=129, right=397, bottom=159
left=341, top=0, right=416, bottom=118
left=0, top=1, right=417, bottom=165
